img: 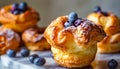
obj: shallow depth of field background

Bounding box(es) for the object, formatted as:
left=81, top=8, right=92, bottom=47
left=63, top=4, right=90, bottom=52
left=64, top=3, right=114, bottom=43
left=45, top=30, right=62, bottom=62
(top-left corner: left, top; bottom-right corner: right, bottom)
left=0, top=0, right=120, bottom=27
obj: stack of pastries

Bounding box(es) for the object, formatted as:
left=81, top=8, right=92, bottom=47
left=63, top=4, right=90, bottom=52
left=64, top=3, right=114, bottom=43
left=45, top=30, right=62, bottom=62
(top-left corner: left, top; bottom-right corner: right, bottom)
left=87, top=6, right=120, bottom=53
left=0, top=2, right=50, bottom=54
left=44, top=12, right=106, bottom=68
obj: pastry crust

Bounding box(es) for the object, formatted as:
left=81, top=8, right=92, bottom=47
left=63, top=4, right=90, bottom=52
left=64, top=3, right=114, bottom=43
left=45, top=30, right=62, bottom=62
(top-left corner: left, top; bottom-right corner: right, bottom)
left=44, top=16, right=106, bottom=68
left=97, top=33, right=120, bottom=53
left=0, top=26, right=20, bottom=55
left=87, top=12, right=120, bottom=36
left=22, top=27, right=50, bottom=51
left=87, top=12, right=120, bottom=53
left=0, top=5, right=40, bottom=33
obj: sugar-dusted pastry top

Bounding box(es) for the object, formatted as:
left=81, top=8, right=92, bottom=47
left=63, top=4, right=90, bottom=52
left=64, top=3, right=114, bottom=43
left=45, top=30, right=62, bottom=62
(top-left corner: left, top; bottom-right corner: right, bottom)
left=22, top=27, right=45, bottom=43
left=22, top=27, right=51, bottom=51
left=44, top=13, right=106, bottom=52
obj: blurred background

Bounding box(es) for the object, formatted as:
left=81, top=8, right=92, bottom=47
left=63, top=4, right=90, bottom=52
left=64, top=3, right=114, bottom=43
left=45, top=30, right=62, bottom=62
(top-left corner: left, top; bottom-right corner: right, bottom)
left=0, top=0, right=120, bottom=27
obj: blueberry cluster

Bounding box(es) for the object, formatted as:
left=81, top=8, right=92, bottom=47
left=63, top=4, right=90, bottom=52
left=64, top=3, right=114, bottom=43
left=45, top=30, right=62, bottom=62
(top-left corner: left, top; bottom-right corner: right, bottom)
left=6, top=48, right=45, bottom=66
left=108, top=59, right=118, bottom=69
left=11, top=2, right=28, bottom=15
left=29, top=54, right=46, bottom=66
left=93, top=6, right=108, bottom=16
left=6, top=48, right=30, bottom=57
left=64, top=12, right=83, bottom=28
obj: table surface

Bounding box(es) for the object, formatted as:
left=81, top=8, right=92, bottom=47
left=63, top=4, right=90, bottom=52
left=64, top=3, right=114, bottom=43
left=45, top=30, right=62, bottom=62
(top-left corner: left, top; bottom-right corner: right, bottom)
left=0, top=51, right=120, bottom=69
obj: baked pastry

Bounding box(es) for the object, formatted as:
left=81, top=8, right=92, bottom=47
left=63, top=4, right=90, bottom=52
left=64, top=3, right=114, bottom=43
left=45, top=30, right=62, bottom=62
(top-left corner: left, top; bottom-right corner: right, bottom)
left=87, top=6, right=120, bottom=53
left=22, top=27, right=50, bottom=51
left=0, top=26, right=20, bottom=55
left=0, top=2, right=39, bottom=33
left=44, top=12, right=106, bottom=68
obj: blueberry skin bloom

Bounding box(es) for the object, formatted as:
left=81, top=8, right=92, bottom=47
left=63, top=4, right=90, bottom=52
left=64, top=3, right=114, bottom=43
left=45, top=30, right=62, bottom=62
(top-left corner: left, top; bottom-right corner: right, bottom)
left=68, top=12, right=78, bottom=24
left=6, top=49, right=16, bottom=57
left=108, top=59, right=118, bottom=69
left=18, top=2, right=28, bottom=12
left=34, top=57, right=46, bottom=66
left=20, top=48, right=30, bottom=57
left=93, top=6, right=101, bottom=12
left=29, top=54, right=39, bottom=63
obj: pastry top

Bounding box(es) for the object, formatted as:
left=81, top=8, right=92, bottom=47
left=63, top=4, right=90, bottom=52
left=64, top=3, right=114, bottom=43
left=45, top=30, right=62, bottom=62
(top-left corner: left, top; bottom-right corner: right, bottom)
left=0, top=26, right=20, bottom=43
left=87, top=6, right=120, bottom=36
left=0, top=3, right=39, bottom=24
left=0, top=26, right=20, bottom=54
left=22, top=27, right=45, bottom=43
left=44, top=12, right=106, bottom=52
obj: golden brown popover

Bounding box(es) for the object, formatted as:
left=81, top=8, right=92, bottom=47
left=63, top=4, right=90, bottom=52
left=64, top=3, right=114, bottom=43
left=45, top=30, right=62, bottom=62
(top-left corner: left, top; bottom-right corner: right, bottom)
left=44, top=12, right=106, bottom=68
left=87, top=6, right=120, bottom=53
left=22, top=27, right=50, bottom=51
left=0, top=26, right=20, bottom=55
left=0, top=3, right=39, bottom=33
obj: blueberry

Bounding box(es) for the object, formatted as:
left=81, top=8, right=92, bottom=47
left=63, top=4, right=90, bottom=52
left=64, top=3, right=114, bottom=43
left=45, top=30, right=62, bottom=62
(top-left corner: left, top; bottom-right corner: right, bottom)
left=20, top=48, right=30, bottom=57
left=73, top=18, right=83, bottom=27
left=6, top=49, right=16, bottom=57
left=108, top=59, right=118, bottom=69
left=68, top=12, right=78, bottom=24
left=93, top=6, right=101, bottom=12
left=12, top=10, right=21, bottom=15
left=12, top=3, right=18, bottom=8
left=29, top=54, right=39, bottom=63
left=18, top=2, right=28, bottom=12
left=102, top=11, right=109, bottom=16
left=64, top=21, right=72, bottom=28
left=34, top=57, right=46, bottom=66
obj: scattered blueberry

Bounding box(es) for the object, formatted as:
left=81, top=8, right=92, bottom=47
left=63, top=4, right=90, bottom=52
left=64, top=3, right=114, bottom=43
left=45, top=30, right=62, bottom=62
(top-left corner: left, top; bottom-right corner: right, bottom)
left=93, top=6, right=101, bottom=12
left=64, top=21, right=72, bottom=28
left=29, top=54, right=39, bottom=63
left=33, top=57, right=46, bottom=66
left=18, top=2, right=28, bottom=11
left=73, top=18, right=83, bottom=27
left=68, top=12, right=78, bottom=24
left=20, top=48, right=30, bottom=57
left=108, top=59, right=118, bottom=69
left=6, top=49, right=16, bottom=57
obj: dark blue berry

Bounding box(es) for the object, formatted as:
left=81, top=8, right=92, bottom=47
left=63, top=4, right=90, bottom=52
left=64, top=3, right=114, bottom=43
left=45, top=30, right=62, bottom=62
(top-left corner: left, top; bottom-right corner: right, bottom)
left=18, top=2, right=28, bottom=12
left=29, top=54, right=39, bottom=63
left=33, top=57, right=46, bottom=66
left=68, top=12, right=78, bottom=24
left=64, top=21, right=72, bottom=28
left=108, top=59, right=118, bottom=69
left=102, top=11, right=109, bottom=16
left=6, top=49, right=16, bottom=57
left=93, top=6, right=101, bottom=12
left=12, top=10, right=21, bottom=15
left=20, top=48, right=30, bottom=57
left=12, top=3, right=18, bottom=9
left=73, top=18, right=83, bottom=27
